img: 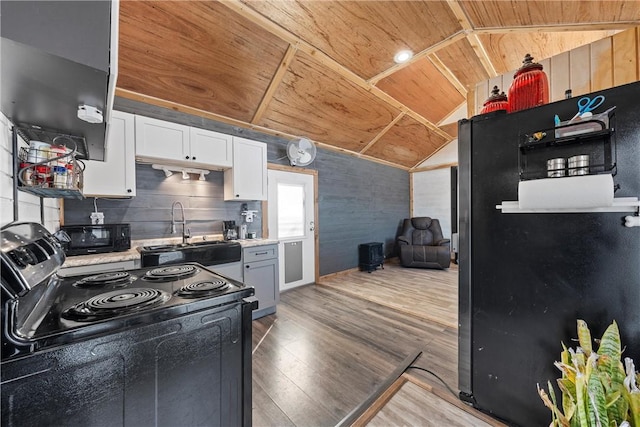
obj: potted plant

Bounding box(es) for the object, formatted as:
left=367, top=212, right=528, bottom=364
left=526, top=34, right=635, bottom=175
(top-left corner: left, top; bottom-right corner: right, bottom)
left=538, top=319, right=639, bottom=427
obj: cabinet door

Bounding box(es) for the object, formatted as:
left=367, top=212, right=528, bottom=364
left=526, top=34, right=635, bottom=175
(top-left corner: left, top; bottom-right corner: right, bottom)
left=224, top=137, right=267, bottom=201
left=189, top=128, right=232, bottom=168
left=134, top=115, right=189, bottom=163
left=83, top=111, right=136, bottom=197
left=243, top=258, right=278, bottom=317
left=209, top=261, right=243, bottom=282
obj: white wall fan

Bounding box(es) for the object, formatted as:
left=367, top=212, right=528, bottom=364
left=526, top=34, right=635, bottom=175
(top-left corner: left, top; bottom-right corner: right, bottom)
left=286, top=137, right=317, bottom=166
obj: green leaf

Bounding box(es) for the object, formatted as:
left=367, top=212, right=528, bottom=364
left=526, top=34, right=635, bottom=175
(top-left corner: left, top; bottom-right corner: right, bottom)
left=578, top=319, right=593, bottom=356
left=587, top=371, right=609, bottom=427
left=576, top=372, right=590, bottom=427
left=598, top=321, right=621, bottom=362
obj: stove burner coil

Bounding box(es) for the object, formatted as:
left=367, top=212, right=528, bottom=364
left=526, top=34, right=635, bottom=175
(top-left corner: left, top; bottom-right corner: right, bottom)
left=143, top=265, right=199, bottom=281
left=74, top=271, right=133, bottom=288
left=62, top=288, right=171, bottom=321
left=176, top=279, right=230, bottom=298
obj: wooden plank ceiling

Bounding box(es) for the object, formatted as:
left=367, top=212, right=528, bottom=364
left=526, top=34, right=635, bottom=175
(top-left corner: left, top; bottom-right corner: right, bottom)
left=117, top=1, right=638, bottom=170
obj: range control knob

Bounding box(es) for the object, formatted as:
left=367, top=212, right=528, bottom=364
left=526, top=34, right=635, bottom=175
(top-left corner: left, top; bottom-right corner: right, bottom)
left=10, top=247, right=36, bottom=268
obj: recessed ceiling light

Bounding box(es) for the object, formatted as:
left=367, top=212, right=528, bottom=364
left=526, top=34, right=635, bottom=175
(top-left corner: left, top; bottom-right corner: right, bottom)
left=394, top=49, right=413, bottom=64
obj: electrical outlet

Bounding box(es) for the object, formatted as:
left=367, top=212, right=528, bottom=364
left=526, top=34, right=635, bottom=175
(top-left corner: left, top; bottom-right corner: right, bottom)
left=90, top=212, right=104, bottom=225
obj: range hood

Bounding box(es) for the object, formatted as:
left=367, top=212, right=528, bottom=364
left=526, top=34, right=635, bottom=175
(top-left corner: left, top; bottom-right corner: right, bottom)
left=0, top=0, right=118, bottom=161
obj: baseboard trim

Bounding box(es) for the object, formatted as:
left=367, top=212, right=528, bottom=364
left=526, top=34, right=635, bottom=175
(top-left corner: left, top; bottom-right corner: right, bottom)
left=319, top=257, right=400, bottom=282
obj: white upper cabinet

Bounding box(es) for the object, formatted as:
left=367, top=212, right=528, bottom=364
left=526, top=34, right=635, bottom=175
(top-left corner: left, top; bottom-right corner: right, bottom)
left=189, top=127, right=232, bottom=168
left=135, top=115, right=189, bottom=163
left=83, top=111, right=136, bottom=197
left=134, top=115, right=232, bottom=169
left=224, top=137, right=267, bottom=201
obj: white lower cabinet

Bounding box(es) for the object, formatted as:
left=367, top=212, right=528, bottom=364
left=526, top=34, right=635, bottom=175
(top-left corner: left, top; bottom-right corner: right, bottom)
left=83, top=111, right=136, bottom=197
left=242, top=244, right=278, bottom=319
left=224, top=137, right=267, bottom=201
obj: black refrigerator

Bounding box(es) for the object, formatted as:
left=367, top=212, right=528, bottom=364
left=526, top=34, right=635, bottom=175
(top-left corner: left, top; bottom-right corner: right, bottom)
left=458, top=81, right=640, bottom=426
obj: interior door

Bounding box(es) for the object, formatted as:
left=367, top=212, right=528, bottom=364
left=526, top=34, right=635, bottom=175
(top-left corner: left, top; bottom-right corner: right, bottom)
left=267, top=169, right=315, bottom=291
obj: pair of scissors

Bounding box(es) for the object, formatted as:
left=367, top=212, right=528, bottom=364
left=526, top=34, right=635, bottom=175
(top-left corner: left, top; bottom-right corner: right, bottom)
left=570, top=95, right=605, bottom=121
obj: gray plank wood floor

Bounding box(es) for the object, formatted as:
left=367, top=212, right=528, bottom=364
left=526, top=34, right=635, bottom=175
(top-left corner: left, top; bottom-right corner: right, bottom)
left=251, top=261, right=497, bottom=426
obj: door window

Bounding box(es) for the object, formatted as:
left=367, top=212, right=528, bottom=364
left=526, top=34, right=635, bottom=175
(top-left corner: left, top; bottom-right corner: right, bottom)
left=277, top=183, right=305, bottom=238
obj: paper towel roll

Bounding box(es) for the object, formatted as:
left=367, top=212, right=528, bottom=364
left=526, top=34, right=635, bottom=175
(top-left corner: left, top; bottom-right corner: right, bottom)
left=518, top=174, right=614, bottom=209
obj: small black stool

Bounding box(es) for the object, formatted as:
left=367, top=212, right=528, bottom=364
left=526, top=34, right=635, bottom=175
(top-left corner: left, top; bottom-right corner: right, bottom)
left=358, top=242, right=384, bottom=273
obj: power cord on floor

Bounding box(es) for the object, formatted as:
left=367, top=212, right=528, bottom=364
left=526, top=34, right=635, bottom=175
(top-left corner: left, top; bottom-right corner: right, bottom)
left=406, top=365, right=458, bottom=399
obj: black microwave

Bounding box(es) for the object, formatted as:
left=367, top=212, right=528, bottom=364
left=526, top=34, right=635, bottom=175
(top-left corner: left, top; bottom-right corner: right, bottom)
left=59, top=224, right=131, bottom=256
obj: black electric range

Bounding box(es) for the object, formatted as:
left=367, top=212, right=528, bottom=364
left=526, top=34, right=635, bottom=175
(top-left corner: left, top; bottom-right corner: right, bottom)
left=1, top=222, right=254, bottom=427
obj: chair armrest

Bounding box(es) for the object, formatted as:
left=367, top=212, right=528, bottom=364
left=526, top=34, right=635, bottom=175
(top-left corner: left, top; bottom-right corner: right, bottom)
left=436, top=239, right=450, bottom=246
left=397, top=236, right=410, bottom=245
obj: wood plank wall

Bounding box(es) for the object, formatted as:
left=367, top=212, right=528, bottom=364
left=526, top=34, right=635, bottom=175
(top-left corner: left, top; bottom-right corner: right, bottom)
left=266, top=144, right=409, bottom=275
left=64, top=163, right=261, bottom=240
left=68, top=97, right=410, bottom=274
left=473, top=28, right=640, bottom=114
left=412, top=168, right=452, bottom=239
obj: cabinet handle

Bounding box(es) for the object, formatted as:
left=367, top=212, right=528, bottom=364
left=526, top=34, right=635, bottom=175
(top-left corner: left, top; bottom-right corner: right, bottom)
left=185, top=156, right=190, bottom=160
left=236, top=194, right=240, bottom=198
left=255, top=251, right=268, bottom=255
left=192, top=156, right=196, bottom=160
left=127, top=189, right=132, bottom=193
left=245, top=265, right=250, bottom=269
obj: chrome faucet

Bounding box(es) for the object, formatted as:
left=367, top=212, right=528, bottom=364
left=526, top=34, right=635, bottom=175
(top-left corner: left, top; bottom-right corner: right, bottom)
left=171, top=201, right=190, bottom=244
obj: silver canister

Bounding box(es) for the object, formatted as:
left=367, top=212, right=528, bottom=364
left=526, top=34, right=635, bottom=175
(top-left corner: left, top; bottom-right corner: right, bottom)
left=547, top=158, right=566, bottom=178
left=568, top=155, right=589, bottom=176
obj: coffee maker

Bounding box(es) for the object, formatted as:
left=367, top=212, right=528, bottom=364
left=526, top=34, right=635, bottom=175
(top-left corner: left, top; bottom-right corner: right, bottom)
left=223, top=221, right=237, bottom=240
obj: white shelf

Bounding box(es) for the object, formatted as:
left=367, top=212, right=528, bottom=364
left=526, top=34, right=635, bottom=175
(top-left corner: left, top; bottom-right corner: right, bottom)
left=497, top=197, right=640, bottom=213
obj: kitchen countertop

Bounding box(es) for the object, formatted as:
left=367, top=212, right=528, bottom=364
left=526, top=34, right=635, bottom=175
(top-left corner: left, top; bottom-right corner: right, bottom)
left=236, top=238, right=278, bottom=248
left=61, top=237, right=279, bottom=268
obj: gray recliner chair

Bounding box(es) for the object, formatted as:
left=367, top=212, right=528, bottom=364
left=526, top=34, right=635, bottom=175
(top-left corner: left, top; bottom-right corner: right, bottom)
left=397, top=217, right=451, bottom=269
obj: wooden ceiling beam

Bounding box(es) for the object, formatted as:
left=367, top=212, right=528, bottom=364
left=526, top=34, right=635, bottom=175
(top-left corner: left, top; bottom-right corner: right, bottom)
left=466, top=33, right=498, bottom=77
left=409, top=141, right=457, bottom=171
left=116, top=87, right=410, bottom=170
left=251, top=43, right=298, bottom=124
left=403, top=110, right=453, bottom=140
left=427, top=53, right=467, bottom=96
left=446, top=0, right=474, bottom=31
left=360, top=112, right=405, bottom=155
left=445, top=0, right=498, bottom=78
left=410, top=161, right=458, bottom=173
left=474, top=23, right=638, bottom=33
left=219, top=0, right=450, bottom=146
left=366, top=31, right=467, bottom=85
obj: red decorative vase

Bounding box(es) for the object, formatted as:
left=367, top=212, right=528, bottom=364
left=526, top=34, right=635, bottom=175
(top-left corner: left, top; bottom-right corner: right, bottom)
left=480, top=85, right=509, bottom=114
left=508, top=53, right=549, bottom=112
